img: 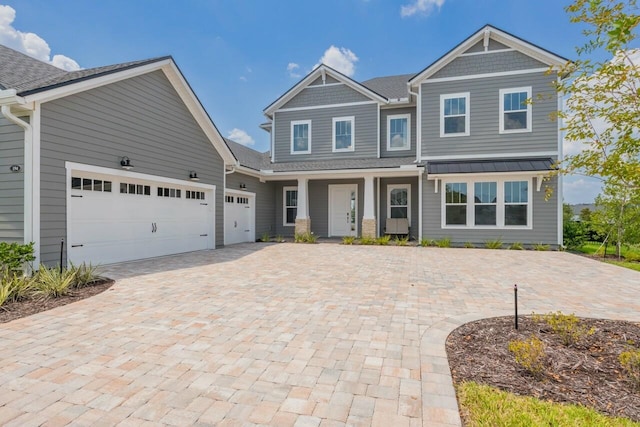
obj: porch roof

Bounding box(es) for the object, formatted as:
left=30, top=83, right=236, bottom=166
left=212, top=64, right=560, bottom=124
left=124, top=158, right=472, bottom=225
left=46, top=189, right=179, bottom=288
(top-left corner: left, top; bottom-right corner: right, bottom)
left=427, top=157, right=554, bottom=175
left=266, top=156, right=420, bottom=172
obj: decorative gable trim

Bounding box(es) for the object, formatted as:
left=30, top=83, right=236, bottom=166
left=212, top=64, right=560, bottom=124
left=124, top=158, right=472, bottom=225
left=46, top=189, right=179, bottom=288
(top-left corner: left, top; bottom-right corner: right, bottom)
left=264, top=64, right=388, bottom=117
left=409, top=25, right=568, bottom=87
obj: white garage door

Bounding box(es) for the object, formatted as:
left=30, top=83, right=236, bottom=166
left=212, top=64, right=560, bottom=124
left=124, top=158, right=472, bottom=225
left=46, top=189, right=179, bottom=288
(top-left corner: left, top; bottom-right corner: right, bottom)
left=224, top=191, right=255, bottom=245
left=67, top=170, right=215, bottom=265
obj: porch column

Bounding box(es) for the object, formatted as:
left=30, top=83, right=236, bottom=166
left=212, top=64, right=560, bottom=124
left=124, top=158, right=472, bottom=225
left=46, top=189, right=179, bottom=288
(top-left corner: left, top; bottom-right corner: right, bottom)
left=361, top=175, right=377, bottom=238
left=295, top=177, right=311, bottom=234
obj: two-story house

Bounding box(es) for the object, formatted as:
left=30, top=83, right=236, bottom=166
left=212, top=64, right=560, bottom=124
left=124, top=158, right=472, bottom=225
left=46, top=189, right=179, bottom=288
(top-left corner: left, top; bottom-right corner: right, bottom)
left=224, top=25, right=566, bottom=247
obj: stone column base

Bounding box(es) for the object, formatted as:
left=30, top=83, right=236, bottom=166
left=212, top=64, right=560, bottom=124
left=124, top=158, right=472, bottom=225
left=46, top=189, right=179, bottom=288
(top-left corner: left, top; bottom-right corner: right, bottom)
left=361, top=218, right=377, bottom=238
left=295, top=218, right=311, bottom=235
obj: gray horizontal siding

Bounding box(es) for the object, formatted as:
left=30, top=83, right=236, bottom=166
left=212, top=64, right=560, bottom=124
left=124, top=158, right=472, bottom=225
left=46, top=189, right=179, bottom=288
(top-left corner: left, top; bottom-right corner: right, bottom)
left=431, top=50, right=547, bottom=79
left=282, top=84, right=370, bottom=109
left=0, top=117, right=25, bottom=243
left=274, top=103, right=378, bottom=162
left=39, top=70, right=226, bottom=265
left=464, top=39, right=510, bottom=54
left=226, top=172, right=275, bottom=238
left=380, top=107, right=417, bottom=158
left=421, top=72, right=558, bottom=158
left=422, top=175, right=559, bottom=245
left=379, top=177, right=419, bottom=240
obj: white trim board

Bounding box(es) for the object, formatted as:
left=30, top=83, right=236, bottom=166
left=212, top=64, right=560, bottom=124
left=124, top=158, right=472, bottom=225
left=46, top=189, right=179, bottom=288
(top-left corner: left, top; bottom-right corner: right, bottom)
left=276, top=100, right=377, bottom=113
left=421, top=68, right=550, bottom=84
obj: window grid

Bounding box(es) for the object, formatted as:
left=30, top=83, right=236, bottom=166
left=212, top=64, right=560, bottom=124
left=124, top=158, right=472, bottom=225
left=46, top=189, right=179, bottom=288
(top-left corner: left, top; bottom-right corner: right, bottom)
left=333, top=117, right=354, bottom=152
left=72, top=176, right=112, bottom=192
left=388, top=185, right=410, bottom=221
left=387, top=114, right=410, bottom=151
left=441, top=93, right=469, bottom=137
left=284, top=187, right=298, bottom=226
left=291, top=120, right=311, bottom=154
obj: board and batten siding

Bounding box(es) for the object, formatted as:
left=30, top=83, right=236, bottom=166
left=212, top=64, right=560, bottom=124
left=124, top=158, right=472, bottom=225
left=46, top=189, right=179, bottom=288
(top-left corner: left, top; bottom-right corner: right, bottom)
left=281, top=83, right=371, bottom=109
left=274, top=103, right=378, bottom=162
left=421, top=72, right=558, bottom=158
left=422, top=175, right=559, bottom=245
left=378, top=177, right=419, bottom=239
left=226, top=171, right=275, bottom=238
left=0, top=117, right=25, bottom=243
left=380, top=107, right=417, bottom=158
left=39, top=70, right=226, bottom=265
left=431, top=50, right=547, bottom=80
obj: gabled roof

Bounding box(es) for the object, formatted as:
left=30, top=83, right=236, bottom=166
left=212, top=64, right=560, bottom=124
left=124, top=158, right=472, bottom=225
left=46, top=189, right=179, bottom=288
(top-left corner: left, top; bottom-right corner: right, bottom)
left=409, top=24, right=569, bottom=86
left=263, top=64, right=388, bottom=117
left=0, top=43, right=236, bottom=165
left=362, top=73, right=415, bottom=101
left=225, top=138, right=270, bottom=171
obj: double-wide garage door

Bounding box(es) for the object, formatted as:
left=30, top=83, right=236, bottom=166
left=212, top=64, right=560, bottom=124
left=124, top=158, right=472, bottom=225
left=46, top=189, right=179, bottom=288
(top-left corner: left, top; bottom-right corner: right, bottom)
left=68, top=170, right=215, bottom=265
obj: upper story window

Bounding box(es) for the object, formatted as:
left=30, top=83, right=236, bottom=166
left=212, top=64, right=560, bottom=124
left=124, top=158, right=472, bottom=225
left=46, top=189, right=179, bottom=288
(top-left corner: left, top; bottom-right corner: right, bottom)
left=333, top=116, right=355, bottom=152
left=387, top=114, right=411, bottom=151
left=291, top=120, right=311, bottom=154
left=440, top=93, right=470, bottom=137
left=283, top=186, right=298, bottom=226
left=500, top=87, right=532, bottom=133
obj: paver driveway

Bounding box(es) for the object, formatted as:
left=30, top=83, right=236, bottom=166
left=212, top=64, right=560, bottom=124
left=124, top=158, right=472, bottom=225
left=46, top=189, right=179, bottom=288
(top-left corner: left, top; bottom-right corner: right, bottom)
left=0, top=244, right=638, bottom=427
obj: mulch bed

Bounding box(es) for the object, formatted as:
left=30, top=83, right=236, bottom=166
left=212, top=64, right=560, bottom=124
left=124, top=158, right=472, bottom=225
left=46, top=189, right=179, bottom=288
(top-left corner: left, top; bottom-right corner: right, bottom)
left=0, top=279, right=114, bottom=324
left=446, top=316, right=640, bottom=422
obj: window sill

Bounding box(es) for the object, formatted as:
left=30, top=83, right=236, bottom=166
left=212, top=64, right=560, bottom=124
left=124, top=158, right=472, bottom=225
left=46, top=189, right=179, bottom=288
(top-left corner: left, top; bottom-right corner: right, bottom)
left=332, top=148, right=355, bottom=153
left=441, top=225, right=532, bottom=230
left=387, top=146, right=410, bottom=152
left=440, top=132, right=470, bottom=138
left=290, top=151, right=311, bottom=155
left=499, top=128, right=532, bottom=134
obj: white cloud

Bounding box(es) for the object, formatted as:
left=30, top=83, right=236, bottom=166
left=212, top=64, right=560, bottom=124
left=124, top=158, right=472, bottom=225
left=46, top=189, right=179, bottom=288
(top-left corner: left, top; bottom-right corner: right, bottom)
left=315, top=46, right=358, bottom=77
left=227, top=128, right=255, bottom=146
left=287, top=62, right=301, bottom=78
left=0, top=5, right=80, bottom=71
left=400, top=0, right=445, bottom=17
left=563, top=176, right=603, bottom=204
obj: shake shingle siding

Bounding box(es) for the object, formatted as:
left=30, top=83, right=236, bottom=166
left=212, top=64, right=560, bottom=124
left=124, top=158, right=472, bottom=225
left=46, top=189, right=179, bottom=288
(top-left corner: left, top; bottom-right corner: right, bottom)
left=281, top=84, right=371, bottom=109
left=421, top=72, right=558, bottom=158
left=39, top=70, right=225, bottom=264
left=431, top=50, right=547, bottom=79
left=0, top=117, right=25, bottom=243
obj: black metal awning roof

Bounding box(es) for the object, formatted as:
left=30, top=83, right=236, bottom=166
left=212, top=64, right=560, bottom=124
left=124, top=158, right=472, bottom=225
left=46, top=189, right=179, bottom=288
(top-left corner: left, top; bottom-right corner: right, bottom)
left=427, top=158, right=554, bottom=175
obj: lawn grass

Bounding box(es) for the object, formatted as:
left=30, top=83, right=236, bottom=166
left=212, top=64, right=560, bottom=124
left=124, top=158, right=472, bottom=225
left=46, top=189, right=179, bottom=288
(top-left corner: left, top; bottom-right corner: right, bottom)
left=579, top=242, right=640, bottom=258
left=457, top=382, right=640, bottom=427
left=607, top=260, right=640, bottom=272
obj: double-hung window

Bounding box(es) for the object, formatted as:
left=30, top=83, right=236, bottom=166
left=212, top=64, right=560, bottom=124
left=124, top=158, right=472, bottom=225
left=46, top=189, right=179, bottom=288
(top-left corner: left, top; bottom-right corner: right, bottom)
left=387, top=114, right=410, bottom=151
left=333, top=116, right=354, bottom=152
left=442, top=178, right=531, bottom=228
left=388, top=185, right=410, bottom=220
left=291, top=120, right=311, bottom=154
left=440, top=93, right=470, bottom=137
left=283, top=186, right=298, bottom=226
left=500, top=87, right=531, bottom=133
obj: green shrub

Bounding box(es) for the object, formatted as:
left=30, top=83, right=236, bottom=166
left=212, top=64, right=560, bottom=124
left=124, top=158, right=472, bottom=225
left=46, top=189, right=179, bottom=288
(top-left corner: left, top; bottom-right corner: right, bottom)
left=508, top=336, right=546, bottom=377
left=359, top=236, right=375, bottom=245
left=260, top=232, right=271, bottom=242
left=624, top=252, right=640, bottom=262
left=534, top=243, right=550, bottom=251
left=32, top=265, right=76, bottom=299
left=619, top=349, right=640, bottom=389
left=375, top=235, right=391, bottom=245
left=464, top=242, right=475, bottom=248
left=275, top=235, right=285, bottom=243
left=0, top=242, right=35, bottom=274
left=419, top=238, right=431, bottom=247
left=342, top=236, right=356, bottom=245
left=394, top=235, right=409, bottom=246
left=0, top=268, right=35, bottom=305
left=69, top=263, right=102, bottom=288
left=436, top=237, right=451, bottom=248
left=484, top=239, right=503, bottom=249
left=509, top=242, right=524, bottom=250
left=294, top=232, right=317, bottom=243
left=533, top=311, right=595, bottom=346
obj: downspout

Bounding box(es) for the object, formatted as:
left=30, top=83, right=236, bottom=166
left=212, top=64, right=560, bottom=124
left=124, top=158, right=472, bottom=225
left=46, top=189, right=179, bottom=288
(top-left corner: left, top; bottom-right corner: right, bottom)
left=407, top=84, right=421, bottom=164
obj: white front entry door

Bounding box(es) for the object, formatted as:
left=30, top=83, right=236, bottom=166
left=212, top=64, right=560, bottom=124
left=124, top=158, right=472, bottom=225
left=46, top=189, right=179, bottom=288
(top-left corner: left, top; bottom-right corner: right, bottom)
left=329, top=184, right=357, bottom=237
left=224, top=191, right=255, bottom=245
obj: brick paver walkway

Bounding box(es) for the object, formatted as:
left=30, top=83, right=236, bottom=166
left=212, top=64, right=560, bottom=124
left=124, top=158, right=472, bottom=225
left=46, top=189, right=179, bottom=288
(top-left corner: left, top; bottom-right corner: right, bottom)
left=0, top=244, right=638, bottom=426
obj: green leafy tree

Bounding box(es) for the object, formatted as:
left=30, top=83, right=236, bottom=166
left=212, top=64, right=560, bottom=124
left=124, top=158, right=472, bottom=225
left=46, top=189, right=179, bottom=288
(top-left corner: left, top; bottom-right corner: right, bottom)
left=591, top=180, right=640, bottom=257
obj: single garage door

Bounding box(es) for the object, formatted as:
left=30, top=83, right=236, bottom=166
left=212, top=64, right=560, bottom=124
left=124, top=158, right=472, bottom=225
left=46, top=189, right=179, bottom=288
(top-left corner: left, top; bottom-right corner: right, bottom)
left=224, top=191, right=255, bottom=245
left=68, top=170, right=215, bottom=265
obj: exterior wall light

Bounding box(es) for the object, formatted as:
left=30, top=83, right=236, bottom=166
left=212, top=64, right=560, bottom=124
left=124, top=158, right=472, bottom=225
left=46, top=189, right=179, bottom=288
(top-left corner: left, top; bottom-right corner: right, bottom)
left=120, top=157, right=133, bottom=170
left=189, top=171, right=200, bottom=181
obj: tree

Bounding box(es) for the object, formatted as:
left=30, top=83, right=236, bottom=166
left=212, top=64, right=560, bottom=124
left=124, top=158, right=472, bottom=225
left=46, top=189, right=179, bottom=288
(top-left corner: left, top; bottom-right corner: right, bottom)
left=591, top=180, right=640, bottom=257
left=556, top=0, right=640, bottom=190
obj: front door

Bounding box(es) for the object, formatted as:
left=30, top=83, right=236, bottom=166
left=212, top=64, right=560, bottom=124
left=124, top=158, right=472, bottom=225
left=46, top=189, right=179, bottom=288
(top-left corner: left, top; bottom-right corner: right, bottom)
left=329, top=184, right=357, bottom=237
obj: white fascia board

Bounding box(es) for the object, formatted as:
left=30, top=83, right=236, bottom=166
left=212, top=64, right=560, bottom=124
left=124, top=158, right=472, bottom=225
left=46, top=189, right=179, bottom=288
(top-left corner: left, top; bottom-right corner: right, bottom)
left=259, top=166, right=423, bottom=181
left=264, top=65, right=388, bottom=116
left=233, top=165, right=264, bottom=179
left=409, top=25, right=568, bottom=87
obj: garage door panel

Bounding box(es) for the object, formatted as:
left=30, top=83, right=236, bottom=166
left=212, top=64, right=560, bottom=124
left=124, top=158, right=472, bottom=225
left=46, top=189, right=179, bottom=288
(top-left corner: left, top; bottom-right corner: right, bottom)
left=224, top=192, right=255, bottom=245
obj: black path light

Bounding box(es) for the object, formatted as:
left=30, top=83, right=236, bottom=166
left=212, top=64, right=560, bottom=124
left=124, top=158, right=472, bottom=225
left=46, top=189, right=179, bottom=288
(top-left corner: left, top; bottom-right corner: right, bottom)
left=514, top=284, right=518, bottom=330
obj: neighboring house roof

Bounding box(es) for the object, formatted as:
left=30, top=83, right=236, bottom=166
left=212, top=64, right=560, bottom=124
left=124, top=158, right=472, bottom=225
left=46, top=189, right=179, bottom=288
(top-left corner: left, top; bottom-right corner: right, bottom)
left=409, top=24, right=569, bottom=86
left=266, top=156, right=419, bottom=172
left=225, top=138, right=270, bottom=171
left=263, top=64, right=388, bottom=116
left=361, top=73, right=415, bottom=100
left=0, top=44, right=66, bottom=91
left=427, top=158, right=554, bottom=175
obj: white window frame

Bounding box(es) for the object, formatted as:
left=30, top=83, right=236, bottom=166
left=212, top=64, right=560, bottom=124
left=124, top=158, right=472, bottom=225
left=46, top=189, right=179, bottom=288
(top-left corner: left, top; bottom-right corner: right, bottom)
left=499, top=87, right=532, bottom=134
left=332, top=116, right=355, bottom=152
left=440, top=175, right=532, bottom=229
left=387, top=184, right=411, bottom=222
left=290, top=120, right=311, bottom=154
left=440, top=92, right=470, bottom=137
left=387, top=114, right=411, bottom=151
left=283, top=186, right=298, bottom=226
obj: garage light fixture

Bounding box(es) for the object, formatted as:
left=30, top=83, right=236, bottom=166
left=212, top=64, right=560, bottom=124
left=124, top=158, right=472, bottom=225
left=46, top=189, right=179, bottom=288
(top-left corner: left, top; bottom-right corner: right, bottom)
left=189, top=171, right=200, bottom=181
left=239, top=183, right=247, bottom=189
left=120, top=157, right=134, bottom=170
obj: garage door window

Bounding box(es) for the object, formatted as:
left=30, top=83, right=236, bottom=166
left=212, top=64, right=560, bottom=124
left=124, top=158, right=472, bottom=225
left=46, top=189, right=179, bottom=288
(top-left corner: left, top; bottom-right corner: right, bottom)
left=121, top=182, right=150, bottom=195
left=237, top=197, right=249, bottom=204
left=72, top=176, right=112, bottom=192
left=158, top=187, right=181, bottom=198
left=187, top=191, right=205, bottom=200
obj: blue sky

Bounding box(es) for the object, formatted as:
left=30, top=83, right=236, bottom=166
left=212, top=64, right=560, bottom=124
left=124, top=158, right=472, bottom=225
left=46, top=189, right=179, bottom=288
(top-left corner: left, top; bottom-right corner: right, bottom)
left=0, top=0, right=614, bottom=203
